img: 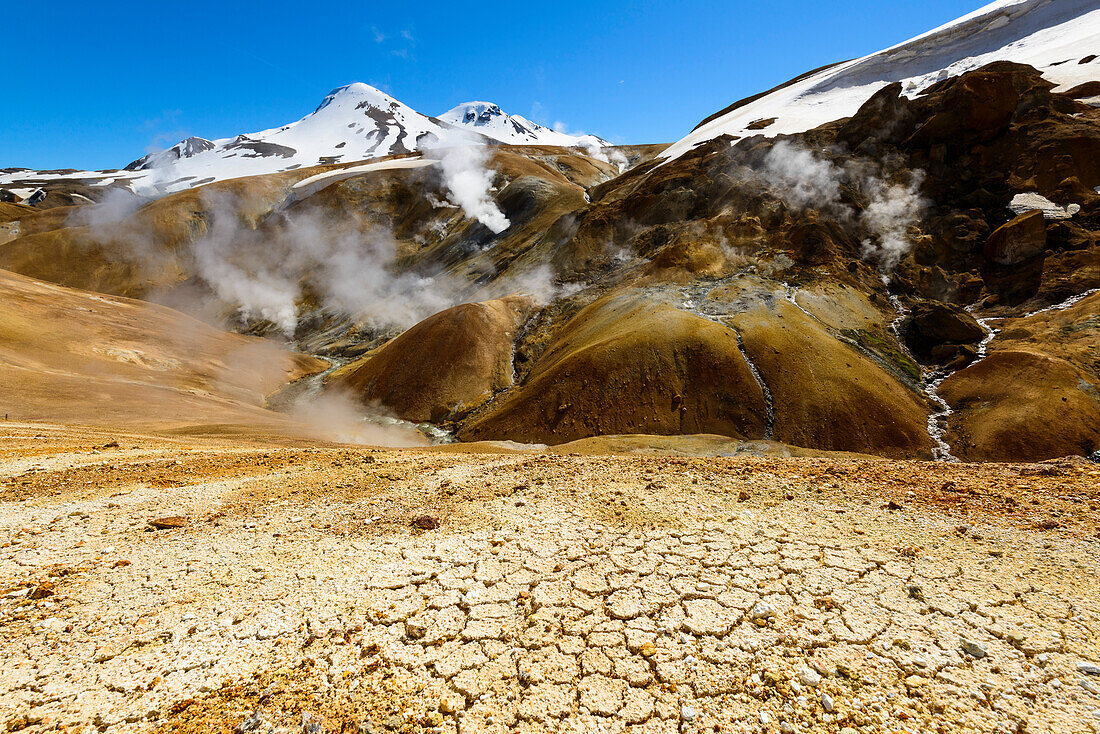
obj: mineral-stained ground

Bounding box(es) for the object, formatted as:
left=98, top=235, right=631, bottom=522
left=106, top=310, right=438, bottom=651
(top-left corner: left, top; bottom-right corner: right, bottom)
left=2, top=422, right=1098, bottom=734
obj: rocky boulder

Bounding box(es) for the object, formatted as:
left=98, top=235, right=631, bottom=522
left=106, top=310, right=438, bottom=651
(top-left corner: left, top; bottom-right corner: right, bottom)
left=984, top=210, right=1047, bottom=265
left=838, top=82, right=916, bottom=151
left=907, top=62, right=1053, bottom=147
left=935, top=210, right=990, bottom=253
left=902, top=300, right=986, bottom=365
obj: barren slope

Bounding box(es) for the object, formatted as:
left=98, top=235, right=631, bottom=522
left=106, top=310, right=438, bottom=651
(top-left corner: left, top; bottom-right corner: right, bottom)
left=0, top=268, right=325, bottom=430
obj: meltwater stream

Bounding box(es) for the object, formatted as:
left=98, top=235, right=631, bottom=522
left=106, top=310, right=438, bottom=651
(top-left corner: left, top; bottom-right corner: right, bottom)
left=881, top=284, right=959, bottom=462
left=679, top=276, right=1097, bottom=462
left=965, top=288, right=1099, bottom=366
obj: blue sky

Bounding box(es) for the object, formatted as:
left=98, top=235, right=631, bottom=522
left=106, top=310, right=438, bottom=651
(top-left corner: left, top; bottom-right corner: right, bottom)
left=4, top=0, right=982, bottom=170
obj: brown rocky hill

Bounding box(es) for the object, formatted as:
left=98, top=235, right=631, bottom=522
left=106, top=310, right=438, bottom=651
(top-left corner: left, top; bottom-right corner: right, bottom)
left=1, top=65, right=1097, bottom=460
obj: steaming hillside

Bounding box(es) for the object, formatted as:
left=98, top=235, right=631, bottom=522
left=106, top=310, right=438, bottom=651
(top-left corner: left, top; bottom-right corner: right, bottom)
left=1, top=0, right=1099, bottom=462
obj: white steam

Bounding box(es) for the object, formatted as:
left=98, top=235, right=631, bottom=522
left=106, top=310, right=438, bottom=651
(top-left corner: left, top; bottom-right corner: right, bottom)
left=858, top=174, right=927, bottom=270
left=66, top=187, right=145, bottom=229
left=431, top=142, right=511, bottom=233
left=760, top=141, right=927, bottom=270
left=191, top=195, right=457, bottom=336
left=576, top=142, right=629, bottom=174
left=761, top=142, right=844, bottom=211
left=286, top=388, right=430, bottom=447
left=187, top=190, right=578, bottom=337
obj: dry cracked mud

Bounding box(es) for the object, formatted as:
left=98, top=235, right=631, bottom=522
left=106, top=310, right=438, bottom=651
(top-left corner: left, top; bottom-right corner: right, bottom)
left=2, top=423, right=1100, bottom=734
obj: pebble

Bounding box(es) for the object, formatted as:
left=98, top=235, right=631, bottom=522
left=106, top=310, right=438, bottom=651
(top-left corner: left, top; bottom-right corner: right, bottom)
left=681, top=705, right=696, bottom=722
left=750, top=601, right=776, bottom=620
left=1079, top=662, right=1100, bottom=676
left=759, top=710, right=771, bottom=725
left=821, top=693, right=835, bottom=712
left=234, top=711, right=265, bottom=733
left=799, top=666, right=821, bottom=687
left=960, top=638, right=988, bottom=659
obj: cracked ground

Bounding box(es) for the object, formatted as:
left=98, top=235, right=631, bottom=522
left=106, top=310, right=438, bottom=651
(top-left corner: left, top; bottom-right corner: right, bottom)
left=2, top=423, right=1099, bottom=734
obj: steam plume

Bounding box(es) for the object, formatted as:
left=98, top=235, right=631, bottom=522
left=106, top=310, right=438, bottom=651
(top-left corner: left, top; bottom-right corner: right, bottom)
left=759, top=141, right=927, bottom=270
left=430, top=141, right=511, bottom=233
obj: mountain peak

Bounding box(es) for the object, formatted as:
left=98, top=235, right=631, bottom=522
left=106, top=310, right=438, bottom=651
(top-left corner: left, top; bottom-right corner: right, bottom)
left=124, top=136, right=216, bottom=172
left=440, top=102, right=607, bottom=148
left=314, top=82, right=399, bottom=113
left=443, top=102, right=506, bottom=127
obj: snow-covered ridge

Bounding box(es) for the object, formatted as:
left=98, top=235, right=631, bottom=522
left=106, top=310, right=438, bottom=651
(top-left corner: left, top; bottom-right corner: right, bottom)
left=663, top=0, right=1100, bottom=160
left=440, top=102, right=608, bottom=148
left=0, top=84, right=607, bottom=198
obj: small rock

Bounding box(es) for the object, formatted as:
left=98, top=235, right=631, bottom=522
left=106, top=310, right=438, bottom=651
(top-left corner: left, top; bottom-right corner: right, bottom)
left=960, top=638, right=988, bottom=659
left=781, top=722, right=797, bottom=734
left=411, top=515, right=439, bottom=530
left=820, top=693, right=835, bottom=712
left=148, top=516, right=187, bottom=530
left=799, top=666, right=821, bottom=687
left=907, top=584, right=925, bottom=602
left=680, top=705, right=695, bottom=722
left=301, top=712, right=322, bottom=734
left=739, top=489, right=751, bottom=502
left=1078, top=661, right=1100, bottom=676
left=235, top=711, right=265, bottom=733
left=759, top=710, right=770, bottom=725
left=750, top=601, right=776, bottom=621
left=27, top=583, right=54, bottom=600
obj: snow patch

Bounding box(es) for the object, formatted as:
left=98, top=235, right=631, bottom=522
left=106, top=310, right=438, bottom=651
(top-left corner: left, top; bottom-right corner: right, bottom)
left=1008, top=192, right=1080, bottom=219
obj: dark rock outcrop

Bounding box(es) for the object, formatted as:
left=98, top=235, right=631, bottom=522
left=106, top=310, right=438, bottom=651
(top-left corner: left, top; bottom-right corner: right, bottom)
left=902, top=300, right=986, bottom=365
left=984, top=210, right=1047, bottom=265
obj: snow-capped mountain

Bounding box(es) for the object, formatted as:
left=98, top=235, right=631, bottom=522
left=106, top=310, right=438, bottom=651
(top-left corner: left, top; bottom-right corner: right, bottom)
left=663, top=0, right=1100, bottom=160
left=4, top=85, right=600, bottom=198
left=111, top=83, right=481, bottom=194
left=440, top=102, right=608, bottom=148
